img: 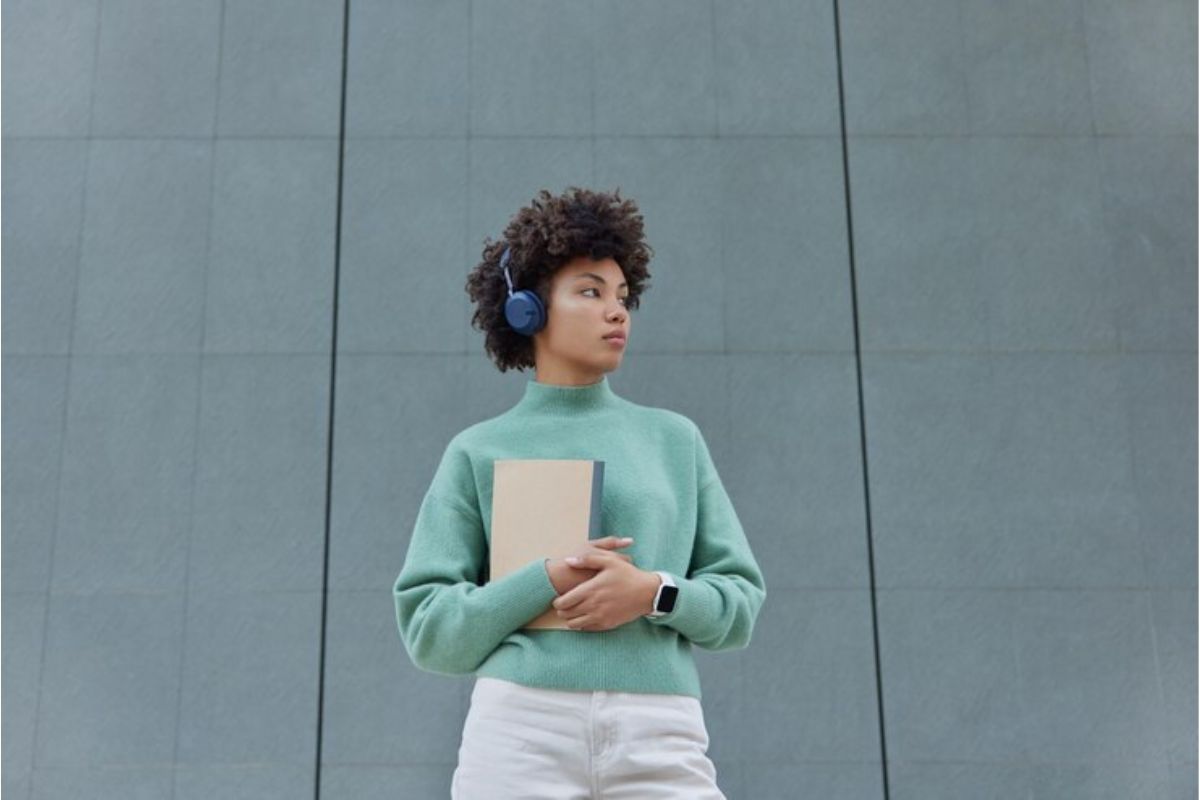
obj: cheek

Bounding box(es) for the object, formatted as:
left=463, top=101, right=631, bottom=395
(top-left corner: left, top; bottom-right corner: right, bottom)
left=546, top=309, right=594, bottom=342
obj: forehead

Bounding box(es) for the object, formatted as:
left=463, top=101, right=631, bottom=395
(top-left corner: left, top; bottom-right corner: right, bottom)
left=557, top=255, right=626, bottom=285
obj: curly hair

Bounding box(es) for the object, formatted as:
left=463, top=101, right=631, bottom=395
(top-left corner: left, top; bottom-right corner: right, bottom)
left=465, top=186, right=654, bottom=372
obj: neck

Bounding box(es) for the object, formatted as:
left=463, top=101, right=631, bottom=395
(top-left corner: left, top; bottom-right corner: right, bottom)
left=513, top=374, right=623, bottom=416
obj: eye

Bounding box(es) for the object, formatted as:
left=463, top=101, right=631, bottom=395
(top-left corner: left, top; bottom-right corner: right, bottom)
left=582, top=287, right=629, bottom=305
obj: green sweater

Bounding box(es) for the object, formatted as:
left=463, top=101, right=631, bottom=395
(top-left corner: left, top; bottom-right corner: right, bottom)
left=392, top=375, right=767, bottom=699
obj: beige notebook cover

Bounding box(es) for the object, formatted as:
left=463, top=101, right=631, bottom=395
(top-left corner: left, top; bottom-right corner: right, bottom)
left=490, top=459, right=605, bottom=630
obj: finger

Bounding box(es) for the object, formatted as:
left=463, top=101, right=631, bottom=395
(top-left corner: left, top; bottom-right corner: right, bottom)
left=586, top=548, right=630, bottom=564
left=564, top=553, right=595, bottom=570
left=553, top=579, right=591, bottom=610
left=593, top=536, right=634, bottom=549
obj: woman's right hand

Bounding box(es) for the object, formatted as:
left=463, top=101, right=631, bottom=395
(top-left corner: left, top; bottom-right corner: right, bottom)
left=545, top=536, right=635, bottom=596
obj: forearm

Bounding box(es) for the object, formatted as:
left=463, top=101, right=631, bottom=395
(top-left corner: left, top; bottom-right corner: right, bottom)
left=395, top=556, right=557, bottom=674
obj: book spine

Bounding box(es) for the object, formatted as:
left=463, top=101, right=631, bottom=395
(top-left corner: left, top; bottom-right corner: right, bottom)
left=588, top=461, right=604, bottom=540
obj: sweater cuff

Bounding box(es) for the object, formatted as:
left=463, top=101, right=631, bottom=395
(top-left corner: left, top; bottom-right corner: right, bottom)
left=644, top=572, right=719, bottom=639
left=488, top=557, right=560, bottom=626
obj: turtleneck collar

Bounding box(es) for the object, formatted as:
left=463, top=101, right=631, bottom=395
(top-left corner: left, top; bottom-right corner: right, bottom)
left=513, top=374, right=623, bottom=416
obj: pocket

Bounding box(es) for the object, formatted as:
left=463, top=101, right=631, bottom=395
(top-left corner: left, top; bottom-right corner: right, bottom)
left=674, top=697, right=710, bottom=748
left=469, top=678, right=519, bottom=726
left=472, top=676, right=518, bottom=704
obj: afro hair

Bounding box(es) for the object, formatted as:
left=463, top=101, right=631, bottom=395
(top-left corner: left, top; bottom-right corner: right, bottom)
left=465, top=186, right=654, bottom=372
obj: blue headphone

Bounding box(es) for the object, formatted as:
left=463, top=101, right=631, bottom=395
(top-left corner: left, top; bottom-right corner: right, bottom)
left=499, top=246, right=547, bottom=336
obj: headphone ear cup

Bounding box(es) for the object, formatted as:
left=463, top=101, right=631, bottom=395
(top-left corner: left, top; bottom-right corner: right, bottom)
left=524, top=290, right=547, bottom=334
left=497, top=245, right=547, bottom=335
left=504, top=289, right=546, bottom=336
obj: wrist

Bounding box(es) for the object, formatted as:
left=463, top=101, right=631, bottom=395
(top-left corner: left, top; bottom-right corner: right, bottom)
left=644, top=569, right=663, bottom=615
left=545, top=558, right=562, bottom=594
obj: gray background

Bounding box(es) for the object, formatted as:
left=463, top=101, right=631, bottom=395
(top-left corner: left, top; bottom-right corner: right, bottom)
left=2, top=0, right=1196, bottom=798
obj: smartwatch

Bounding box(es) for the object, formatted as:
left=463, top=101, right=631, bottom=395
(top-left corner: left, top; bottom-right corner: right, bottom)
left=646, top=571, right=678, bottom=617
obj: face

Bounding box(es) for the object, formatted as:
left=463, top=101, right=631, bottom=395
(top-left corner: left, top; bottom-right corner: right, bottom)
left=531, top=255, right=631, bottom=386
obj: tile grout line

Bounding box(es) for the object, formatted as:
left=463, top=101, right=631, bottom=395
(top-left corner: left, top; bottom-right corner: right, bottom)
left=26, top=0, right=107, bottom=793
left=166, top=0, right=226, bottom=795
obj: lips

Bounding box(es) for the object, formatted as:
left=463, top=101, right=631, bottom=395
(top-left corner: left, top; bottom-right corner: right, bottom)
left=603, top=332, right=626, bottom=343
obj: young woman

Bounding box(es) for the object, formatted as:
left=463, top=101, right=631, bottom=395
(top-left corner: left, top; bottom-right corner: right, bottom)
left=393, top=186, right=766, bottom=799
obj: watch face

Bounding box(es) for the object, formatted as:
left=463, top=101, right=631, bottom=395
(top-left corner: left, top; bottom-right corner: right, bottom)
left=658, top=585, right=679, bottom=613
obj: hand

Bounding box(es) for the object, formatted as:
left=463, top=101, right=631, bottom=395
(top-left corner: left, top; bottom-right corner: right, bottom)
left=545, top=536, right=636, bottom=596
left=551, top=551, right=661, bottom=632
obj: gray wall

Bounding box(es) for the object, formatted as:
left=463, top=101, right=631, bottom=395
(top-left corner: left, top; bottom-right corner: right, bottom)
left=3, top=0, right=1195, bottom=798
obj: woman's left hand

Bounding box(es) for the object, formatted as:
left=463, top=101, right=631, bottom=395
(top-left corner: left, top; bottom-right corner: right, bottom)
left=552, top=551, right=660, bottom=631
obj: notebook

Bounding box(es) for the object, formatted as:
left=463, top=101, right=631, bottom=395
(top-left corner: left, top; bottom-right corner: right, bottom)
left=489, top=459, right=605, bottom=630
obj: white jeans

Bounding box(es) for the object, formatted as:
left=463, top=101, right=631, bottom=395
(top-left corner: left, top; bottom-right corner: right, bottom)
left=452, top=676, right=726, bottom=799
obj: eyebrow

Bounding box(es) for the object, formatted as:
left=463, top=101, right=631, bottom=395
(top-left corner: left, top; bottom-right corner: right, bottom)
left=574, top=272, right=628, bottom=289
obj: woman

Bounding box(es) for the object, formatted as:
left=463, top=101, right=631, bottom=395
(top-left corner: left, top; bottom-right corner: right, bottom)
left=393, top=186, right=767, bottom=799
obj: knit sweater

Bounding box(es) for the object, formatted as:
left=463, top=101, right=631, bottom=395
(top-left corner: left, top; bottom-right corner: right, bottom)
left=392, top=375, right=767, bottom=700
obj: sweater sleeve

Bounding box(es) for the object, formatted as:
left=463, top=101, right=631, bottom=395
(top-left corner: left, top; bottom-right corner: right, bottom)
left=393, top=438, right=560, bottom=675
left=645, top=423, right=767, bottom=651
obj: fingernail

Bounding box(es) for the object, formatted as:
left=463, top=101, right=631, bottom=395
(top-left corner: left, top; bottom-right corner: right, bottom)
left=566, top=556, right=580, bottom=564
left=621, top=537, right=634, bottom=542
